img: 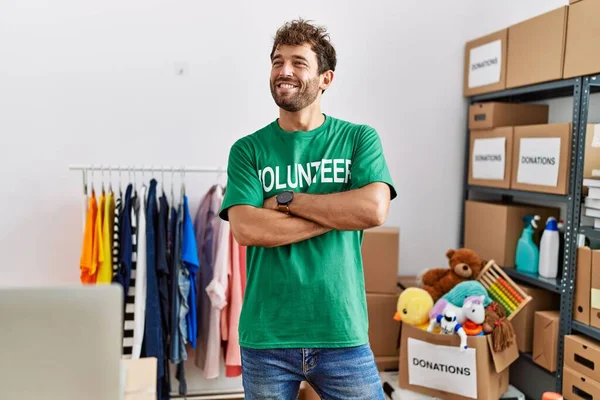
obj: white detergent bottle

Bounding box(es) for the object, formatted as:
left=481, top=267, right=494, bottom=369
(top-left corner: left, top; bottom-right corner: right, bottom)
left=539, top=217, right=560, bottom=278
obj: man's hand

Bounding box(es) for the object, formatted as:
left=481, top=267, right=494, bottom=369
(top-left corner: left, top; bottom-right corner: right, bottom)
left=286, top=183, right=391, bottom=231
left=228, top=205, right=331, bottom=248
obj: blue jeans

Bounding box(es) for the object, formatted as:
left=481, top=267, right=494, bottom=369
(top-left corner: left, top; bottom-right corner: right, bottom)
left=241, top=344, right=385, bottom=399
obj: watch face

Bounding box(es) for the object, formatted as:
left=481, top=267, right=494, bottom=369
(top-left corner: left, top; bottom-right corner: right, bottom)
left=277, top=191, right=293, bottom=204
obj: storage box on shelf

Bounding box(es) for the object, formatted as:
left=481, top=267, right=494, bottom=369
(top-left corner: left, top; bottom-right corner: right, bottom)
left=463, top=29, right=508, bottom=96
left=533, top=311, right=560, bottom=373
left=506, top=6, right=568, bottom=89
left=397, top=261, right=528, bottom=400
left=563, top=334, right=600, bottom=399
left=512, top=284, right=560, bottom=353
left=463, top=200, right=560, bottom=267
left=574, top=247, right=595, bottom=325
left=511, top=123, right=573, bottom=195
left=564, top=0, right=600, bottom=78
left=583, top=124, right=600, bottom=180
left=468, top=102, right=549, bottom=131
left=468, top=127, right=514, bottom=189
left=467, top=102, right=550, bottom=190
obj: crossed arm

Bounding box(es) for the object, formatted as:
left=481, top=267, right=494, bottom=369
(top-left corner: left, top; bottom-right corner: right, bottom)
left=228, top=182, right=391, bottom=248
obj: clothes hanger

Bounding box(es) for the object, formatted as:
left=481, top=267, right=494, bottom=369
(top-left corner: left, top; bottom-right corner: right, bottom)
left=82, top=169, right=88, bottom=197
left=180, top=167, right=186, bottom=200
left=101, top=164, right=106, bottom=195
left=118, top=167, right=123, bottom=197
left=161, top=166, right=165, bottom=197
left=90, top=168, right=95, bottom=197
left=108, top=165, right=113, bottom=195
left=170, top=166, right=175, bottom=207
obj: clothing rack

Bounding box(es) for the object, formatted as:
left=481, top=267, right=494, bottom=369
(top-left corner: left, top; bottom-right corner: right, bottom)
left=69, top=163, right=245, bottom=400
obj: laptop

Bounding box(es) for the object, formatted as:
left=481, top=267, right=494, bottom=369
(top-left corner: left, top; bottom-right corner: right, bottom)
left=0, top=284, right=124, bottom=400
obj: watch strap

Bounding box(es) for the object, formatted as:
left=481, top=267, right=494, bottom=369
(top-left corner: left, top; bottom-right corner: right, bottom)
left=277, top=204, right=290, bottom=214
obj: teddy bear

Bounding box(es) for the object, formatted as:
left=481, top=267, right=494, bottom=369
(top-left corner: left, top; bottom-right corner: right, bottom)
left=419, top=248, right=485, bottom=303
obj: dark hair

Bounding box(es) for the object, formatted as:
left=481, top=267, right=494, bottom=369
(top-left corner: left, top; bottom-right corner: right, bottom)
left=270, top=18, right=337, bottom=74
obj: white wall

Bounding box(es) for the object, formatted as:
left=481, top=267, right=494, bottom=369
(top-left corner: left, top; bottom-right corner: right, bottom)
left=0, top=0, right=573, bottom=288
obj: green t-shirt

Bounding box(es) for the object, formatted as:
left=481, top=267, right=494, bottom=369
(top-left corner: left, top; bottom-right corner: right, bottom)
left=219, top=114, right=397, bottom=349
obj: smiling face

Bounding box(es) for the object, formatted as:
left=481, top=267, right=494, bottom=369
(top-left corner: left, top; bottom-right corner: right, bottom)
left=270, top=44, right=331, bottom=112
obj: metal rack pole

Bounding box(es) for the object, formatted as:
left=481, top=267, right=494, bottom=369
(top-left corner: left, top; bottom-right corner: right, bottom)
left=555, top=77, right=585, bottom=393
left=68, top=164, right=227, bottom=173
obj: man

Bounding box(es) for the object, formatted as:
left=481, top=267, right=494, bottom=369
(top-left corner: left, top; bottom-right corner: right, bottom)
left=219, top=18, right=397, bottom=399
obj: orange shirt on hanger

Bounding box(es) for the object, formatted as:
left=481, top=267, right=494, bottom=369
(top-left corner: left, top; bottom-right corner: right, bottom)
left=80, top=193, right=98, bottom=284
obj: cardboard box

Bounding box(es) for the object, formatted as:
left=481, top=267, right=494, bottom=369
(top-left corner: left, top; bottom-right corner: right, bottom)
left=361, top=227, right=399, bottom=294
left=590, top=250, right=600, bottom=329
left=464, top=29, right=508, bottom=96
left=506, top=6, right=568, bottom=88
left=398, top=323, right=517, bottom=400
left=570, top=0, right=583, bottom=3
left=511, top=123, right=572, bottom=195
left=376, top=356, right=400, bottom=371
left=575, top=247, right=593, bottom=325
left=565, top=335, right=600, bottom=382
left=468, top=102, right=549, bottom=131
left=564, top=0, right=600, bottom=78
left=585, top=124, right=600, bottom=179
left=367, top=292, right=400, bottom=357
left=532, top=311, right=559, bottom=372
left=563, top=365, right=600, bottom=400
left=121, top=358, right=157, bottom=400
left=511, top=284, right=560, bottom=353
left=463, top=200, right=560, bottom=267
left=468, top=127, right=514, bottom=189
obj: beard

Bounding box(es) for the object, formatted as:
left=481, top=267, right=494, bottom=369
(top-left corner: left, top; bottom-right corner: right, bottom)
left=270, top=75, right=321, bottom=112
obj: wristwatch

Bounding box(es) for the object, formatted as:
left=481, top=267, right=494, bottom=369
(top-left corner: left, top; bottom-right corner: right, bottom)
left=276, top=190, right=294, bottom=214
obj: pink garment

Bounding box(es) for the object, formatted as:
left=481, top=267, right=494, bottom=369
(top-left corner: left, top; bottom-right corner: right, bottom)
left=193, top=185, right=224, bottom=370
left=203, top=217, right=231, bottom=379
left=225, top=233, right=243, bottom=377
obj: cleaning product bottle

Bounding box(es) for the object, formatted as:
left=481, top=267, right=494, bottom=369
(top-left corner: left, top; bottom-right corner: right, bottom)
left=515, top=215, right=541, bottom=275
left=539, top=217, right=560, bottom=278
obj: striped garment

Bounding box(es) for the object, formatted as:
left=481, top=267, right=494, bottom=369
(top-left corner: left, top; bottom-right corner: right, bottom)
left=122, top=194, right=139, bottom=359
left=112, top=196, right=121, bottom=278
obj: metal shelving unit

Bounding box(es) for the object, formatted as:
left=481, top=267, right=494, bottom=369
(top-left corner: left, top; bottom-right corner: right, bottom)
left=460, top=75, right=594, bottom=395
left=573, top=321, right=600, bottom=342
left=581, top=226, right=600, bottom=243
left=503, top=267, right=562, bottom=293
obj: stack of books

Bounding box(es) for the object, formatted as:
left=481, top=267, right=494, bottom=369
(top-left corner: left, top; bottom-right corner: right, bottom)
left=584, top=178, right=600, bottom=230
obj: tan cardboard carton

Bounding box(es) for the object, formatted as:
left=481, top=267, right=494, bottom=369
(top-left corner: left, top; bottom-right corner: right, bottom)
left=398, top=324, right=517, bottom=400
left=564, top=0, right=600, bottom=78
left=367, top=292, right=400, bottom=357
left=511, top=123, right=572, bottom=195
left=574, top=247, right=593, bottom=325
left=565, top=335, right=600, bottom=382
left=511, top=284, right=560, bottom=353
left=589, top=251, right=600, bottom=329
left=361, top=227, right=399, bottom=294
left=506, top=6, right=568, bottom=88
left=563, top=365, right=600, bottom=400
left=463, top=29, right=508, bottom=96
left=468, top=127, right=514, bottom=189
left=463, top=200, right=560, bottom=267
left=584, top=124, right=600, bottom=179
left=468, top=102, right=549, bottom=131
left=532, top=311, right=559, bottom=372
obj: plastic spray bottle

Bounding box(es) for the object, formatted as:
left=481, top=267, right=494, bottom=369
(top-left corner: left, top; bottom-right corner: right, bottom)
left=515, top=215, right=541, bottom=275
left=539, top=217, right=560, bottom=278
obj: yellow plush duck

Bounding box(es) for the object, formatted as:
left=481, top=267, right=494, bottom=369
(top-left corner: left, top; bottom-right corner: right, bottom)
left=393, top=287, right=434, bottom=330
